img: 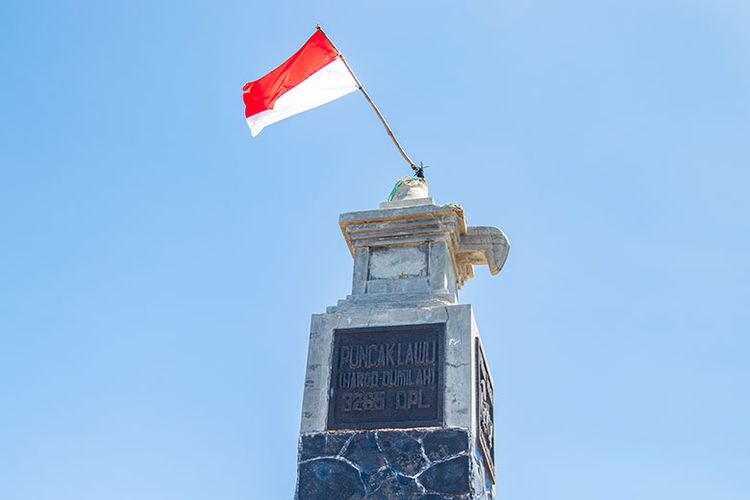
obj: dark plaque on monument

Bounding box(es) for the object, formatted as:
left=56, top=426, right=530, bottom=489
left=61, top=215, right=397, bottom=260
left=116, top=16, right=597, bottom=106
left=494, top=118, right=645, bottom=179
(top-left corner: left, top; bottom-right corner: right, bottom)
left=476, top=338, right=495, bottom=483
left=328, top=323, right=445, bottom=430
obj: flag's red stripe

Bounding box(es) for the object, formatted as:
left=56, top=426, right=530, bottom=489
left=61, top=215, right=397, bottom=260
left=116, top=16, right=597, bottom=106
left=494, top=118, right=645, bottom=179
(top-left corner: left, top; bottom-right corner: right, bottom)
left=243, top=31, right=339, bottom=118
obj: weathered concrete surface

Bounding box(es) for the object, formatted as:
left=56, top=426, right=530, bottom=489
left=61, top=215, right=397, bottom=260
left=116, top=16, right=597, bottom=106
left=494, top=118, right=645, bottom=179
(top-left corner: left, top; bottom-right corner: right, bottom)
left=368, top=244, right=428, bottom=280
left=339, top=199, right=509, bottom=291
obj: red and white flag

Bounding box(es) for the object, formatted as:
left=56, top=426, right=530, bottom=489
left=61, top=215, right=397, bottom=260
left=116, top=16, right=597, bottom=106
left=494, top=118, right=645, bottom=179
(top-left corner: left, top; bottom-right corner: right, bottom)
left=243, top=29, right=359, bottom=137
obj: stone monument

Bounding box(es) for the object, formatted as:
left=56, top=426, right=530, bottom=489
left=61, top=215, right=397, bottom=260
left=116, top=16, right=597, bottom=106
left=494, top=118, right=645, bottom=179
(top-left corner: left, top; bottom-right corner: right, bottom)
left=295, top=178, right=509, bottom=499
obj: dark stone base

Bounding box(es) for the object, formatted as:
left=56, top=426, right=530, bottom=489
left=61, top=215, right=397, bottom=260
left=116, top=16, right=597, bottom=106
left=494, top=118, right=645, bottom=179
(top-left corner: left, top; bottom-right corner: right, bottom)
left=296, top=428, right=493, bottom=499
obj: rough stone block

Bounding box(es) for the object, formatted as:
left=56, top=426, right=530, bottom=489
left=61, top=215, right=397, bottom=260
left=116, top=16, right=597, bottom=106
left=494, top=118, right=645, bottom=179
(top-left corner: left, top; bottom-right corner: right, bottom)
left=377, top=431, right=428, bottom=476
left=296, top=428, right=485, bottom=499
left=297, top=458, right=364, bottom=500
left=342, top=433, right=386, bottom=475
left=423, top=428, right=469, bottom=462
left=418, top=455, right=471, bottom=496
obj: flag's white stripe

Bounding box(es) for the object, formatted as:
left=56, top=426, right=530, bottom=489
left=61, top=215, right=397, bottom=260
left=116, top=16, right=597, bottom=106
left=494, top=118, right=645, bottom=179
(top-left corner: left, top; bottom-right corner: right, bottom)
left=246, top=58, right=359, bottom=137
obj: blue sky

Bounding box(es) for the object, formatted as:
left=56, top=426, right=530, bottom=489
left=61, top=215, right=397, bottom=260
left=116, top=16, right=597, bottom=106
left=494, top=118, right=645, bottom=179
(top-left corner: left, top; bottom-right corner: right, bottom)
left=1, top=0, right=748, bottom=498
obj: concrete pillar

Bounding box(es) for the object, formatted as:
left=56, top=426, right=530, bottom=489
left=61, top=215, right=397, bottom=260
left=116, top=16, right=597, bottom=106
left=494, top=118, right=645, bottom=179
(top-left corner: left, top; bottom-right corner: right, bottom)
left=296, top=183, right=509, bottom=499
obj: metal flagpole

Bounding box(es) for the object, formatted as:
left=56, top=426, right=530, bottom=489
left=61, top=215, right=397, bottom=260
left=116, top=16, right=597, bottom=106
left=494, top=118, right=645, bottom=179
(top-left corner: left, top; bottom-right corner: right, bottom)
left=317, top=26, right=418, bottom=172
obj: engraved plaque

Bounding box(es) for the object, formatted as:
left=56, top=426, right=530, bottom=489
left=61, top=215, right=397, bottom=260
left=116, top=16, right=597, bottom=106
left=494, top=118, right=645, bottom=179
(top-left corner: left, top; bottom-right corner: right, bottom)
left=476, top=338, right=495, bottom=483
left=328, top=323, right=444, bottom=430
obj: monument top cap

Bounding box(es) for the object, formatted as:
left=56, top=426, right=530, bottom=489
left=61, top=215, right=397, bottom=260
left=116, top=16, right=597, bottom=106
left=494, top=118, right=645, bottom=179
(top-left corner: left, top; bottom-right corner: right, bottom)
left=387, top=176, right=429, bottom=202
left=338, top=182, right=510, bottom=293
